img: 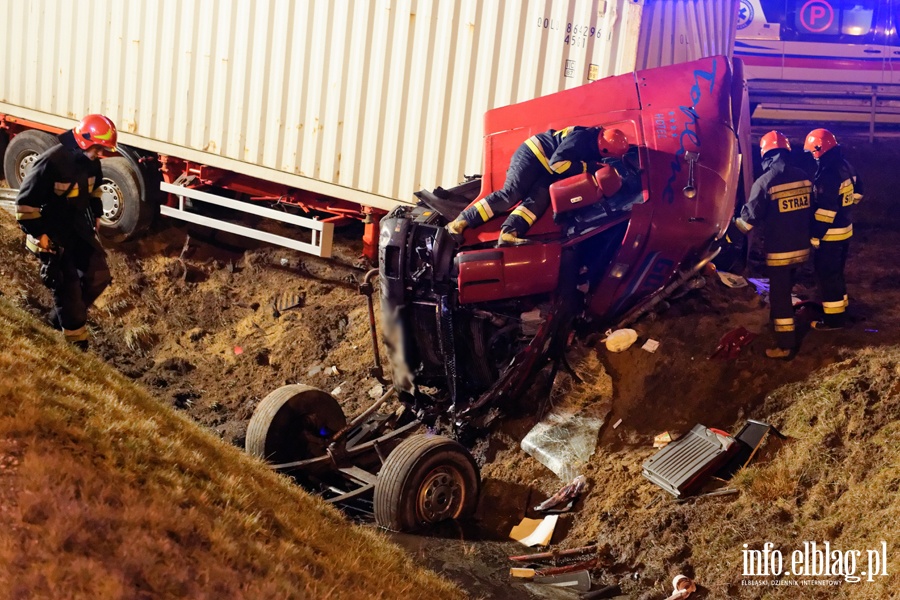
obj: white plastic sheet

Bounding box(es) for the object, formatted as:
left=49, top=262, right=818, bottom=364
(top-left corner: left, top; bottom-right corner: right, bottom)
left=521, top=399, right=612, bottom=481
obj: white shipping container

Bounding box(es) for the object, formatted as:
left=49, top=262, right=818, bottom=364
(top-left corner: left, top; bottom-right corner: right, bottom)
left=0, top=0, right=738, bottom=212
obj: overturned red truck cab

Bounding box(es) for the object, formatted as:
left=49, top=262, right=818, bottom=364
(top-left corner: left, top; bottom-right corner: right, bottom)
left=379, top=55, right=751, bottom=432
left=245, top=56, right=751, bottom=533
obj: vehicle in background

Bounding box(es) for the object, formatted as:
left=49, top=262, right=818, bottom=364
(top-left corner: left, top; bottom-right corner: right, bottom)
left=735, top=0, right=900, bottom=134
left=0, top=0, right=739, bottom=260
left=736, top=0, right=897, bottom=84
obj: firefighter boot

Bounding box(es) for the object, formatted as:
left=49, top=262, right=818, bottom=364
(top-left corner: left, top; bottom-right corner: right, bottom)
left=765, top=347, right=793, bottom=360
left=497, top=230, right=528, bottom=247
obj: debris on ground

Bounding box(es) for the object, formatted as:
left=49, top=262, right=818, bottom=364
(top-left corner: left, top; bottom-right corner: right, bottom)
left=532, top=569, right=591, bottom=591
left=708, top=326, right=756, bottom=360
left=641, top=338, right=660, bottom=353
left=603, top=328, right=637, bottom=352
left=716, top=270, right=748, bottom=288
left=509, top=544, right=598, bottom=564
left=510, top=515, right=559, bottom=547
left=510, top=567, right=536, bottom=579
left=713, top=419, right=785, bottom=480
left=642, top=425, right=737, bottom=497
left=653, top=432, right=673, bottom=448
left=533, top=474, right=587, bottom=513
left=664, top=574, right=697, bottom=599
left=521, top=400, right=611, bottom=480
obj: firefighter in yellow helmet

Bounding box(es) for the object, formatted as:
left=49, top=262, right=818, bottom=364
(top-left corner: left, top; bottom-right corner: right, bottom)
left=446, top=126, right=629, bottom=246
left=804, top=128, right=862, bottom=330
left=734, top=131, right=812, bottom=359
left=14, top=114, right=117, bottom=350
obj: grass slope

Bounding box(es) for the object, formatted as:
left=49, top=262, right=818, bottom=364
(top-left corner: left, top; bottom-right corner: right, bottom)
left=689, top=346, right=900, bottom=598
left=0, top=298, right=461, bottom=600
left=610, top=347, right=900, bottom=599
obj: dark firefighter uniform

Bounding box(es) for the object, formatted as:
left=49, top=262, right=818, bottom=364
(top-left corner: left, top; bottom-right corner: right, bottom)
left=458, top=126, right=606, bottom=236
left=811, top=146, right=861, bottom=328
left=735, top=151, right=812, bottom=351
left=15, top=130, right=112, bottom=347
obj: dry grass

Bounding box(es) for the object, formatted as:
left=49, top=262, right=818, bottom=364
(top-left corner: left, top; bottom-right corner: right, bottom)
left=685, top=347, right=900, bottom=598
left=122, top=323, right=156, bottom=354
left=0, top=298, right=463, bottom=600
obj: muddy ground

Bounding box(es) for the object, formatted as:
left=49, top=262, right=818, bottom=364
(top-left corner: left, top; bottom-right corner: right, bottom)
left=2, top=131, right=899, bottom=599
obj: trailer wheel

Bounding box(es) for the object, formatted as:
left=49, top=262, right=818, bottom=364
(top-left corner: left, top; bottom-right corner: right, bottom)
left=3, top=130, right=58, bottom=188
left=374, top=434, right=480, bottom=532
left=245, top=385, right=346, bottom=466
left=98, top=156, right=153, bottom=242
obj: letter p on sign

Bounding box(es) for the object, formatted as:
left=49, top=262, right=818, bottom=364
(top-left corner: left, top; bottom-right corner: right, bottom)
left=801, top=1, right=835, bottom=33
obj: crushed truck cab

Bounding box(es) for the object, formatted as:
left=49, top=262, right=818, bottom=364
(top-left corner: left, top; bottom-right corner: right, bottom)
left=245, top=56, right=751, bottom=533
left=379, top=56, right=751, bottom=431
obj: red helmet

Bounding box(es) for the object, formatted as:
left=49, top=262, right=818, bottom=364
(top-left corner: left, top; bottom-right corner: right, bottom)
left=598, top=127, right=629, bottom=159
left=804, top=128, right=838, bottom=159
left=73, top=114, right=118, bottom=151
left=759, top=130, right=790, bottom=157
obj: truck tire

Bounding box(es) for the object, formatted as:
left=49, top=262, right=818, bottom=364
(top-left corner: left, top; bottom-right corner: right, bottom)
left=245, top=384, right=346, bottom=466
left=97, top=156, right=154, bottom=242
left=374, top=434, right=480, bottom=532
left=3, top=130, right=58, bottom=188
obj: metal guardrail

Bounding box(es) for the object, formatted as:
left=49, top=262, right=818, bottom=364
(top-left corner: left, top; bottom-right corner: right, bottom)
left=749, top=80, right=900, bottom=143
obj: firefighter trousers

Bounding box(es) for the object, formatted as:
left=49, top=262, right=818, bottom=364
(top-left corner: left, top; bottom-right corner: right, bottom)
left=44, top=237, right=112, bottom=345
left=814, top=239, right=849, bottom=328
left=459, top=144, right=554, bottom=237
left=768, top=263, right=799, bottom=350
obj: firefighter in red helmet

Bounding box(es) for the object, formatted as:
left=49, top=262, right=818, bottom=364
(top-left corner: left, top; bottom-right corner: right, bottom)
left=14, top=114, right=117, bottom=350
left=804, top=128, right=862, bottom=330
left=734, top=131, right=812, bottom=359
left=446, top=126, right=629, bottom=246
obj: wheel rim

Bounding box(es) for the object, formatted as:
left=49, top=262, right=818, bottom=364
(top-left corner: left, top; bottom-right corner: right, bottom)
left=417, top=466, right=465, bottom=523
left=98, top=179, right=123, bottom=222
left=16, top=152, right=40, bottom=183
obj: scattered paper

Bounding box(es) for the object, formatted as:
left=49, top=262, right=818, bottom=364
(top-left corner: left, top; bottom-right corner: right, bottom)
left=510, top=568, right=535, bottom=579
left=509, top=515, right=559, bottom=547
left=642, top=339, right=660, bottom=353
left=654, top=432, right=673, bottom=448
